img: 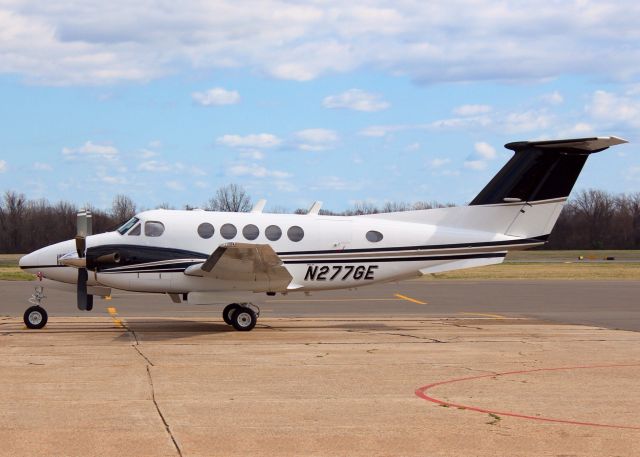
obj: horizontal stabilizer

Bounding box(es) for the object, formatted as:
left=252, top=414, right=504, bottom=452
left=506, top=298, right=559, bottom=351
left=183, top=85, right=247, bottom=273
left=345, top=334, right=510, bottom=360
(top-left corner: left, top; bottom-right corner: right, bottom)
left=505, top=136, right=627, bottom=153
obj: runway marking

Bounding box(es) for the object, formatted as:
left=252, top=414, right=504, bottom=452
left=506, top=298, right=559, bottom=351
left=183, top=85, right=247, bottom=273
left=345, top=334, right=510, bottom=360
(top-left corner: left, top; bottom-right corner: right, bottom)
left=394, top=293, right=428, bottom=305
left=267, top=298, right=398, bottom=303
left=106, top=307, right=124, bottom=328
left=416, top=363, right=640, bottom=430
left=458, top=312, right=507, bottom=319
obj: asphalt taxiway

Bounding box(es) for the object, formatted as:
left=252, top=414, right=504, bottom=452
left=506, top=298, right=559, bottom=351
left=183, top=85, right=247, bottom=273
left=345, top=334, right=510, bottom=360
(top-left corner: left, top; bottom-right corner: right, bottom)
left=1, top=278, right=639, bottom=457
left=2, top=278, right=639, bottom=331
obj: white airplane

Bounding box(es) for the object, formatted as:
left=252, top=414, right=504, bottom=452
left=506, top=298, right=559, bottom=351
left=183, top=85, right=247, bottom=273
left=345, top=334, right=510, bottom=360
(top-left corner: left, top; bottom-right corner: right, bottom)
left=19, top=136, right=628, bottom=331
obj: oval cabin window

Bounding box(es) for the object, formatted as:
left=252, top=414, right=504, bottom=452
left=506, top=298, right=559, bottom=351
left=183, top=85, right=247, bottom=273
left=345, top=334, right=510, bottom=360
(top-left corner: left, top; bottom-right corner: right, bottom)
left=243, top=224, right=259, bottom=240
left=366, top=230, right=383, bottom=242
left=197, top=223, right=215, bottom=239
left=265, top=225, right=282, bottom=241
left=220, top=223, right=237, bottom=240
left=287, top=226, right=304, bottom=242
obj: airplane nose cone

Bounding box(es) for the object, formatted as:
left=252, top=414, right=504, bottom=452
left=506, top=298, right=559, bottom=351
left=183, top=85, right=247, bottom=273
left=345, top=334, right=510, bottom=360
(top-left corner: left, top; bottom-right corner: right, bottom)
left=19, top=252, right=38, bottom=270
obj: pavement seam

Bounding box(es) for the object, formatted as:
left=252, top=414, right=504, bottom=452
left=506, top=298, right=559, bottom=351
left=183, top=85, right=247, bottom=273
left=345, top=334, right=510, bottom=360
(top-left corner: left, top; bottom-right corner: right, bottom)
left=146, top=365, right=183, bottom=457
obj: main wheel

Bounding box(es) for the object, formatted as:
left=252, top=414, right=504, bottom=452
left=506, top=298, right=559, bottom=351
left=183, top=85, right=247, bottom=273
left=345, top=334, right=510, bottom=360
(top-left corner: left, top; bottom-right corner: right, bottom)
left=222, top=303, right=240, bottom=325
left=232, top=307, right=257, bottom=331
left=24, top=306, right=48, bottom=329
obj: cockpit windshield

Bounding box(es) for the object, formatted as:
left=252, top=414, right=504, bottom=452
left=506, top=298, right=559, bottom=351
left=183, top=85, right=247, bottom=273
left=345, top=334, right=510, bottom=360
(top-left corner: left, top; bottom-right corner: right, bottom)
left=117, top=217, right=140, bottom=235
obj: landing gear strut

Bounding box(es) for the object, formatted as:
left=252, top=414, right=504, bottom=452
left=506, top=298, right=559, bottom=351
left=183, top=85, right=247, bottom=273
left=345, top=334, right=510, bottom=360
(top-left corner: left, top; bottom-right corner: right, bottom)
left=24, top=286, right=48, bottom=329
left=222, top=303, right=260, bottom=331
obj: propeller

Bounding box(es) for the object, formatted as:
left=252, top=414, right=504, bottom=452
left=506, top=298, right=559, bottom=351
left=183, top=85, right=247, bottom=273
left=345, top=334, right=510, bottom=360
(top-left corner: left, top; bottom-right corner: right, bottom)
left=75, top=210, right=93, bottom=311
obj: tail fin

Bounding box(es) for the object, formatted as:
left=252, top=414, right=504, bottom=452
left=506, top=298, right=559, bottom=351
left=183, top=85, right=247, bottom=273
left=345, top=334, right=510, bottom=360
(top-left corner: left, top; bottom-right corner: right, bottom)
left=470, top=136, right=627, bottom=206
left=365, top=136, right=627, bottom=241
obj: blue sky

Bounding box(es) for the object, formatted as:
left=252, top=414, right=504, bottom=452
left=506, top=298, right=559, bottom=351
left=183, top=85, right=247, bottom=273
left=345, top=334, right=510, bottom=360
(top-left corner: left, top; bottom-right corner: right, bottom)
left=1, top=1, right=639, bottom=212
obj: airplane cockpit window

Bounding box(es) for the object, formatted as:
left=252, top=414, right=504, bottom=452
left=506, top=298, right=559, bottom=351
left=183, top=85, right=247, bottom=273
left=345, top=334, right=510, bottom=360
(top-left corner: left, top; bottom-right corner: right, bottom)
left=287, top=226, right=304, bottom=242
left=197, top=223, right=215, bottom=239
left=220, top=223, right=237, bottom=240
left=145, top=221, right=165, bottom=237
left=128, top=223, right=141, bottom=236
left=265, top=225, right=282, bottom=241
left=366, top=230, right=383, bottom=242
left=242, top=224, right=259, bottom=240
left=117, top=217, right=140, bottom=235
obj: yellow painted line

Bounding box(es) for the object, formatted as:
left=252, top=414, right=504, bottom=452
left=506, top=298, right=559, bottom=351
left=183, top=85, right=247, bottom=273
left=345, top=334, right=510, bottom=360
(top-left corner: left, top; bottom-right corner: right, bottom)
left=458, top=312, right=507, bottom=319
left=267, top=298, right=398, bottom=303
left=106, top=307, right=125, bottom=328
left=394, top=293, right=428, bottom=305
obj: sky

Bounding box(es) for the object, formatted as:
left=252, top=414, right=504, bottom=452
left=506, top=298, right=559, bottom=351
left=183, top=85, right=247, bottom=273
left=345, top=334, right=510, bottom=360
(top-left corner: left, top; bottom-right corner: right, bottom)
left=1, top=0, right=639, bottom=213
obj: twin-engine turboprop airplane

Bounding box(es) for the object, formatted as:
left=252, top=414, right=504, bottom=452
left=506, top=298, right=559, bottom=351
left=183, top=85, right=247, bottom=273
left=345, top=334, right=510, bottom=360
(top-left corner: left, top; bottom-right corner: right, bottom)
left=19, top=136, right=628, bottom=331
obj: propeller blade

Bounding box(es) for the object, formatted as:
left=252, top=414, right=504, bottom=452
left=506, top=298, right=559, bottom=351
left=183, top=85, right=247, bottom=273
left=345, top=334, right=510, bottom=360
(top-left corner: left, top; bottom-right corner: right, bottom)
left=77, top=268, right=88, bottom=311
left=75, top=236, right=86, bottom=259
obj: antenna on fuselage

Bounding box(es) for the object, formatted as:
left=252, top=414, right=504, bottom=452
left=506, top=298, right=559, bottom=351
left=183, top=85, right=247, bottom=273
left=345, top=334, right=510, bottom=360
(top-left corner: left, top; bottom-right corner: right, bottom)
left=307, top=201, right=323, bottom=215
left=251, top=199, right=267, bottom=213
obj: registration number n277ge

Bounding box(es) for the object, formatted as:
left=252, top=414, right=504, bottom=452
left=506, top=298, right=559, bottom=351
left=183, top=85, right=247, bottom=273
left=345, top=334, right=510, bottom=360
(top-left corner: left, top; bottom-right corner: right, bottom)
left=304, top=265, right=378, bottom=281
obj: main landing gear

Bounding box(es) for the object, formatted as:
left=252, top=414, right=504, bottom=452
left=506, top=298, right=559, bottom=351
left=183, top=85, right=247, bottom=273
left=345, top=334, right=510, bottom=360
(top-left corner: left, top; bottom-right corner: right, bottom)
left=222, top=303, right=260, bottom=331
left=24, top=286, right=48, bottom=329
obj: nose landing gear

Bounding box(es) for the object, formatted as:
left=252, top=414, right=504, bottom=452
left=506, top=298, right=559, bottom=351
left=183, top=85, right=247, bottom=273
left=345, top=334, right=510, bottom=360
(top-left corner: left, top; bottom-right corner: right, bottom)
left=24, top=286, right=48, bottom=329
left=222, top=303, right=259, bottom=331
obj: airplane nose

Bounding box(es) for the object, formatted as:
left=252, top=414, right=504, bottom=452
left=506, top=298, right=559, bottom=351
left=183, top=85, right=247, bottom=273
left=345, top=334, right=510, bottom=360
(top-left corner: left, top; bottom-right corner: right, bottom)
left=19, top=252, right=38, bottom=270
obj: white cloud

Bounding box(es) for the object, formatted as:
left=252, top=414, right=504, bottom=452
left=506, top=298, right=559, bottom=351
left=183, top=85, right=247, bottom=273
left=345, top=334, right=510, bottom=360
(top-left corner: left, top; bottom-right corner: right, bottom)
left=323, top=89, right=389, bottom=112
left=453, top=104, right=492, bottom=116
left=139, top=148, right=158, bottom=159
left=587, top=90, right=640, bottom=128
left=2, top=2, right=640, bottom=85
left=62, top=141, right=119, bottom=159
left=138, top=160, right=172, bottom=172
left=101, top=175, right=126, bottom=185
left=406, top=142, right=420, bottom=151
left=166, top=180, right=185, bottom=191
left=239, top=149, right=265, bottom=160
left=541, top=91, right=564, bottom=105
left=463, top=160, right=487, bottom=171
left=503, top=110, right=551, bottom=133
left=192, top=87, right=240, bottom=106
left=33, top=162, right=52, bottom=171
left=295, top=128, right=338, bottom=151
left=474, top=142, right=497, bottom=160
left=0, top=160, right=6, bottom=172
left=430, top=158, right=450, bottom=168
left=217, top=133, right=282, bottom=148
left=228, top=163, right=290, bottom=179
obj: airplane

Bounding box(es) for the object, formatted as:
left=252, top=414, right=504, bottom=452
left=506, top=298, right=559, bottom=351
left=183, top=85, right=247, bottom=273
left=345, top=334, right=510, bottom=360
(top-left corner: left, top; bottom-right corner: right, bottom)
left=18, top=136, right=628, bottom=331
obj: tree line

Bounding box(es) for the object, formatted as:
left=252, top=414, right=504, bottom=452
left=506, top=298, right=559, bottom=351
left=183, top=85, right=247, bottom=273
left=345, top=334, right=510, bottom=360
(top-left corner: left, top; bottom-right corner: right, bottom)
left=1, top=186, right=639, bottom=253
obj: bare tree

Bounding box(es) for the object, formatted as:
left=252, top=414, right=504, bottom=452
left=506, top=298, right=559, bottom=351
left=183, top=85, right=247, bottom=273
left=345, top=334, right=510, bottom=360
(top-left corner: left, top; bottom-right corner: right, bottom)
left=206, top=184, right=252, bottom=212
left=111, top=194, right=137, bottom=223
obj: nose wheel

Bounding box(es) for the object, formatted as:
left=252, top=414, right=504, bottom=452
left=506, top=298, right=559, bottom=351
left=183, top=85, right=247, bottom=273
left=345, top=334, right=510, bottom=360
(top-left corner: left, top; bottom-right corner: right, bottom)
left=24, top=286, right=48, bottom=329
left=222, top=303, right=259, bottom=331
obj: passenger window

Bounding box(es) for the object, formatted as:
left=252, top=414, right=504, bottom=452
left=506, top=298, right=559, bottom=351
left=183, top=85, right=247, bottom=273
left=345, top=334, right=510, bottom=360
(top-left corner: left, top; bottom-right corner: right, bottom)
left=287, top=226, right=304, bottom=242
left=197, top=223, right=215, bottom=239
left=366, top=230, right=383, bottom=242
left=243, top=224, right=259, bottom=241
left=145, top=221, right=165, bottom=237
left=128, top=223, right=141, bottom=236
left=220, top=223, right=237, bottom=240
left=265, top=225, right=282, bottom=241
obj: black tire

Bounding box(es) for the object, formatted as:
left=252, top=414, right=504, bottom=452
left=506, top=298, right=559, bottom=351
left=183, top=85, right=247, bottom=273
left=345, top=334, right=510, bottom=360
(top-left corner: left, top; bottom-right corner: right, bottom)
left=232, top=307, right=257, bottom=331
left=24, top=306, right=48, bottom=329
left=222, top=303, right=240, bottom=325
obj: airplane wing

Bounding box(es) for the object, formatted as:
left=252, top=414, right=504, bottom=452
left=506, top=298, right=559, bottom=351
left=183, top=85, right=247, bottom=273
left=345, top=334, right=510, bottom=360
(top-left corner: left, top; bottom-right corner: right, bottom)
left=184, top=243, right=293, bottom=291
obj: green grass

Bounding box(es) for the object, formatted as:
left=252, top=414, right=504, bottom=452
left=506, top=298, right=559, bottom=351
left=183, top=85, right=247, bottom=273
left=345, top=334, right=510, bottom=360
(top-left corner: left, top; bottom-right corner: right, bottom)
left=0, top=255, right=34, bottom=281
left=506, top=250, right=640, bottom=262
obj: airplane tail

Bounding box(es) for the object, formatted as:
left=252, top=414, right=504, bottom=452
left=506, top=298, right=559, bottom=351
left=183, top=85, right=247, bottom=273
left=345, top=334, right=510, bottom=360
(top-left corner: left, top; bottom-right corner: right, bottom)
left=366, top=136, right=628, bottom=240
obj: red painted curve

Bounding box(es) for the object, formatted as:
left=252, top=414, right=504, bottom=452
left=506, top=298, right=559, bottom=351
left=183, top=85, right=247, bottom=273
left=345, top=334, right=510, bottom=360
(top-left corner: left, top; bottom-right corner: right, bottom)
left=415, top=363, right=640, bottom=430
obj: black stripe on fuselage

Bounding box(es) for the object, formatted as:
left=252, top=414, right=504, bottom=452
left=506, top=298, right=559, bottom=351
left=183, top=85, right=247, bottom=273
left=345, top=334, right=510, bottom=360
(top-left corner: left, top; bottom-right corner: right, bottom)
left=282, top=252, right=506, bottom=264
left=276, top=236, right=547, bottom=256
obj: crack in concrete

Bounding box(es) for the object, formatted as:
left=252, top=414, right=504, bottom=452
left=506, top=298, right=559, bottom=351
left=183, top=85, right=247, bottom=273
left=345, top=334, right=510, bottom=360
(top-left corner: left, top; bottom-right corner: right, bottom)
left=346, top=328, right=446, bottom=343
left=146, top=365, right=182, bottom=457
